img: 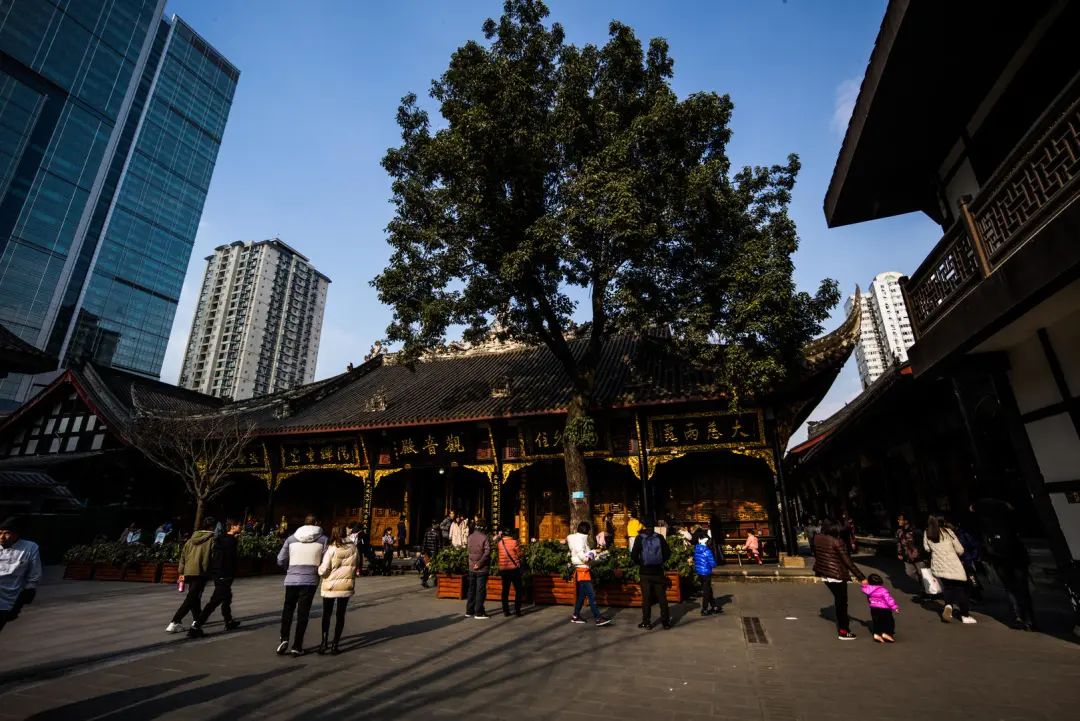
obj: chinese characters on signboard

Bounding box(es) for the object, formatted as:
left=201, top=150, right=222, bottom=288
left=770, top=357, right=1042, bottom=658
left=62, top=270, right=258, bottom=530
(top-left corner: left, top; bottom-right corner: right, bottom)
left=281, top=442, right=359, bottom=468
left=647, top=411, right=763, bottom=451
left=381, top=426, right=478, bottom=465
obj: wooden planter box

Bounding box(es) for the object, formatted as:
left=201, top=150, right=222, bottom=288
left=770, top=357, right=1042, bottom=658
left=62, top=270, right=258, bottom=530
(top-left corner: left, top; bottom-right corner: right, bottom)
left=486, top=574, right=523, bottom=602
left=435, top=573, right=467, bottom=599
left=531, top=571, right=683, bottom=607
left=63, top=562, right=94, bottom=580
left=263, top=558, right=285, bottom=575
left=160, top=562, right=180, bottom=585
left=124, top=563, right=160, bottom=583
left=94, top=565, right=125, bottom=581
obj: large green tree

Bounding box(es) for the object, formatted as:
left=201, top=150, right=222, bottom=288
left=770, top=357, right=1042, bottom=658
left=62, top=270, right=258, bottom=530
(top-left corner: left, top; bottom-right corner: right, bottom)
left=373, top=0, right=838, bottom=529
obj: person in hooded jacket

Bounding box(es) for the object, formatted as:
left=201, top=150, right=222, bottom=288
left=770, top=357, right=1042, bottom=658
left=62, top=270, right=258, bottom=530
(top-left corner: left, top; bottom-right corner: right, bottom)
left=693, top=529, right=720, bottom=615
left=276, top=515, right=328, bottom=656
left=631, top=518, right=672, bottom=629
left=188, top=518, right=242, bottom=637
left=166, top=516, right=216, bottom=633
left=317, top=524, right=358, bottom=655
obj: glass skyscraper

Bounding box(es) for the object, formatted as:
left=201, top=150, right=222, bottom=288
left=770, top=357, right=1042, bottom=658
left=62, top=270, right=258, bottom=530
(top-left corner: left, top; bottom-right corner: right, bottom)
left=0, top=0, right=238, bottom=406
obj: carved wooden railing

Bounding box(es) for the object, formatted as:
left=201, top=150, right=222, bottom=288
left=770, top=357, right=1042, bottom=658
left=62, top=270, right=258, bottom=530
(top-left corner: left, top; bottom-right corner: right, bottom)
left=905, top=71, right=1080, bottom=335
left=904, top=221, right=980, bottom=333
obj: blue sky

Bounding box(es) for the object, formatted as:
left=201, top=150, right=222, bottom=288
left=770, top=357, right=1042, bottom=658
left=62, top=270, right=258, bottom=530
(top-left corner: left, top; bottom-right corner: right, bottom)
left=160, top=0, right=940, bottom=445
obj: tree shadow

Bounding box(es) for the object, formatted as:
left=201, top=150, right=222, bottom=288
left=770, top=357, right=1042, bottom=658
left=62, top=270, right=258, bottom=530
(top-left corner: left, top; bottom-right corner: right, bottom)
left=334, top=613, right=463, bottom=654
left=22, top=676, right=206, bottom=721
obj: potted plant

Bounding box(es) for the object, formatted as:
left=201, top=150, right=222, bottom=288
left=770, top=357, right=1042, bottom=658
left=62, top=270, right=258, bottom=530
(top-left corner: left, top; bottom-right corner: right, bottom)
left=429, top=546, right=468, bottom=599
left=123, top=543, right=159, bottom=582
left=93, top=542, right=130, bottom=581
left=236, top=532, right=266, bottom=577
left=62, top=545, right=95, bottom=580
left=524, top=540, right=576, bottom=605
left=157, top=541, right=182, bottom=585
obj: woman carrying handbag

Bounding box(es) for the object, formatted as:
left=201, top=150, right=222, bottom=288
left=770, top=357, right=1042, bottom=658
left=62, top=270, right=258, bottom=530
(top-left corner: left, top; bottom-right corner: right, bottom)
left=923, top=515, right=976, bottom=624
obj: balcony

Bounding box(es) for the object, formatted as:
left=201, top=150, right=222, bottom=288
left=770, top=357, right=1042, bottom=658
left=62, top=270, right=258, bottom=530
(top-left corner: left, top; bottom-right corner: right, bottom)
left=904, top=73, right=1080, bottom=337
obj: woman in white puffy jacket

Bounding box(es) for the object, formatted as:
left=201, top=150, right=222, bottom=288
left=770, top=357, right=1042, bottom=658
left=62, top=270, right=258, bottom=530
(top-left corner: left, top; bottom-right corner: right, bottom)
left=318, top=524, right=358, bottom=654
left=923, top=515, right=975, bottom=625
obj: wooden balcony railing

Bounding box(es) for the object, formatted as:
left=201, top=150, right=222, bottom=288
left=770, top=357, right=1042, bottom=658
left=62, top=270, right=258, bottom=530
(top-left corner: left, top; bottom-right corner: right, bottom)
left=905, top=71, right=1080, bottom=336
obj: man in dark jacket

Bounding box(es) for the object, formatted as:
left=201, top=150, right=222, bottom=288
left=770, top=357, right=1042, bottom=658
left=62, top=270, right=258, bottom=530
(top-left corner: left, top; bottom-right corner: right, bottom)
left=189, top=518, right=243, bottom=637
left=420, top=520, right=443, bottom=588
left=972, top=498, right=1036, bottom=630
left=397, top=515, right=408, bottom=558
left=166, top=516, right=216, bottom=633
left=465, top=522, right=491, bottom=619
left=631, top=518, right=672, bottom=629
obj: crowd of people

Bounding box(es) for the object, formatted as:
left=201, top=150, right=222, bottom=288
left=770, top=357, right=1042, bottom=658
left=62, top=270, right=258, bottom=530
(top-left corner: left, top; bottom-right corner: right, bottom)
left=0, top=496, right=1045, bottom=647
left=811, top=498, right=1039, bottom=643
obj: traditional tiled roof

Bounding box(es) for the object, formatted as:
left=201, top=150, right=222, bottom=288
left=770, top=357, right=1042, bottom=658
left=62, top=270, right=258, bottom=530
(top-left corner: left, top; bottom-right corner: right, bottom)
left=1, top=298, right=860, bottom=442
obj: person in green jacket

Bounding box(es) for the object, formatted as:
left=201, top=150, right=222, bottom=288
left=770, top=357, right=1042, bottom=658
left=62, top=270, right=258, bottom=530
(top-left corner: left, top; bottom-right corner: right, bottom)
left=166, top=517, right=216, bottom=633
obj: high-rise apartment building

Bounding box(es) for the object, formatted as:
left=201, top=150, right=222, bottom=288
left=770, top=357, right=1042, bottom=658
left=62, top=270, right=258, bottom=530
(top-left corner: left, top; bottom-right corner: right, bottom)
left=179, top=239, right=330, bottom=400
left=847, top=271, right=915, bottom=389
left=0, top=1, right=238, bottom=405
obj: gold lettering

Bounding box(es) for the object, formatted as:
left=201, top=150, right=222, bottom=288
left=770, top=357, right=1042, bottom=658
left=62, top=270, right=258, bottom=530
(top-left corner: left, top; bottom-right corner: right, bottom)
left=445, top=434, right=465, bottom=453
left=399, top=438, right=418, bottom=456
left=662, top=423, right=678, bottom=444
left=684, top=422, right=699, bottom=442
left=535, top=432, right=550, bottom=449
left=423, top=435, right=439, bottom=455
left=707, top=421, right=723, bottom=441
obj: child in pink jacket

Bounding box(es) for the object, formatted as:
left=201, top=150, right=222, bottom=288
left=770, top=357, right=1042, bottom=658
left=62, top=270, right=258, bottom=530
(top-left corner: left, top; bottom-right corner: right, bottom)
left=744, top=529, right=763, bottom=564
left=861, top=573, right=900, bottom=642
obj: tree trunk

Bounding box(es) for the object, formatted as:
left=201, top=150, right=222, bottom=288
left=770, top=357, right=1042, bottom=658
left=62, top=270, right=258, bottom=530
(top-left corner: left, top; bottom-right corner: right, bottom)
left=193, top=496, right=205, bottom=534
left=563, top=393, right=592, bottom=535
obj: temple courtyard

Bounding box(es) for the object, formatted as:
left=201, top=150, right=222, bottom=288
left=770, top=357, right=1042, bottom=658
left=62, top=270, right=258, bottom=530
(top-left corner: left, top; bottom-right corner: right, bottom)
left=0, top=560, right=1077, bottom=721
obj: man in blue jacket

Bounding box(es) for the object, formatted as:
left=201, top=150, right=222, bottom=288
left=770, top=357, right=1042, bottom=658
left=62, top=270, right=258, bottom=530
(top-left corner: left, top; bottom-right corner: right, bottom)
left=0, top=517, right=41, bottom=634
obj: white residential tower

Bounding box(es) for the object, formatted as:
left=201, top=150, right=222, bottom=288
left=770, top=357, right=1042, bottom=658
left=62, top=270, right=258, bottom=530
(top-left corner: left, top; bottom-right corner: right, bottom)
left=847, top=271, right=915, bottom=389
left=179, top=239, right=330, bottom=400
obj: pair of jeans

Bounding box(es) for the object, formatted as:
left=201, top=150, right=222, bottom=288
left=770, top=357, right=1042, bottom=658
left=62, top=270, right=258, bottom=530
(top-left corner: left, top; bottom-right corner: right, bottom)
left=280, top=585, right=316, bottom=648
left=993, top=562, right=1034, bottom=625
left=698, top=573, right=715, bottom=611
left=825, top=580, right=849, bottom=633
left=196, top=577, right=234, bottom=626
left=465, top=571, right=488, bottom=615
left=171, top=576, right=208, bottom=624
left=573, top=580, right=599, bottom=619
left=870, top=608, right=895, bottom=635
left=321, top=597, right=348, bottom=642
left=500, top=568, right=523, bottom=615
left=640, top=574, right=669, bottom=625
left=940, top=577, right=971, bottom=618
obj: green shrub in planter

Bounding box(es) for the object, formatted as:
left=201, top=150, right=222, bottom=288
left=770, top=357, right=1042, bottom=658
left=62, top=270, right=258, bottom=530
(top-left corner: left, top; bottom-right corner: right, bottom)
left=664, top=535, right=694, bottom=578
left=429, top=546, right=468, bottom=574
left=93, top=542, right=135, bottom=568
left=147, top=541, right=181, bottom=564
left=62, top=545, right=94, bottom=564
left=523, top=540, right=571, bottom=578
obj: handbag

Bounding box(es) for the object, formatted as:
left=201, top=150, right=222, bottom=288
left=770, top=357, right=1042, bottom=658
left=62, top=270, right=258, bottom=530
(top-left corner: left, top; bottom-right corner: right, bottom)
left=918, top=566, right=942, bottom=596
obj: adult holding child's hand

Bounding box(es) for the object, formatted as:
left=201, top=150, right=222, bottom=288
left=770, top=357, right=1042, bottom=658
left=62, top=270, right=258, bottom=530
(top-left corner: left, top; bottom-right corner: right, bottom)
left=812, top=518, right=866, bottom=640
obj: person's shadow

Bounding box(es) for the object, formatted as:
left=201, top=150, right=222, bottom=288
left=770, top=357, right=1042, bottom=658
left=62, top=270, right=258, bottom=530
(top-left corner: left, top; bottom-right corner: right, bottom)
left=24, top=667, right=299, bottom=720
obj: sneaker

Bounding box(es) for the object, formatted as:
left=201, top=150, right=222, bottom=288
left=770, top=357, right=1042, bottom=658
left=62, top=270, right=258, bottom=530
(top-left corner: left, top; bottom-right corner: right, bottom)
left=570, top=615, right=586, bottom=624
left=464, top=613, right=473, bottom=618
left=275, top=640, right=289, bottom=655
left=165, top=622, right=184, bottom=634
left=872, top=634, right=883, bottom=643
left=289, top=647, right=304, bottom=657
left=712, top=606, right=723, bottom=614
left=187, top=626, right=205, bottom=639
left=701, top=609, right=711, bottom=616
left=224, top=620, right=241, bottom=631
left=837, top=630, right=857, bottom=640
left=473, top=613, right=490, bottom=620
left=661, top=621, right=673, bottom=630
left=595, top=616, right=612, bottom=627
left=941, top=604, right=953, bottom=623
left=637, top=621, right=653, bottom=630
left=960, top=615, right=977, bottom=625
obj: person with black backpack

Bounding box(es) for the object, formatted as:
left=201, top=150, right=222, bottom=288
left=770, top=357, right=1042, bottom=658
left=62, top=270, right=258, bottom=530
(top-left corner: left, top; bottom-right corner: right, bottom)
left=971, top=498, right=1037, bottom=630
left=631, top=517, right=671, bottom=629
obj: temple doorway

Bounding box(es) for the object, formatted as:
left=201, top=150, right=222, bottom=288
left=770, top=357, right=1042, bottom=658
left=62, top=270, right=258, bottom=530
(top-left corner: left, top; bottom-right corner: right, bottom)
left=273, top=469, right=365, bottom=533
left=210, top=472, right=269, bottom=528
left=372, top=466, right=491, bottom=547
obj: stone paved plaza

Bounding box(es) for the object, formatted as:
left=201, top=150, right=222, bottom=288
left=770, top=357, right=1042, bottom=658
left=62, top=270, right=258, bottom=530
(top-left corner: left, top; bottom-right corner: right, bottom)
left=0, top=560, right=1077, bottom=721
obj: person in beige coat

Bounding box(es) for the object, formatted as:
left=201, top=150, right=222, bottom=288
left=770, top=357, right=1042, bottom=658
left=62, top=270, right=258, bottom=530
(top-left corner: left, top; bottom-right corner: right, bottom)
left=923, top=515, right=975, bottom=625
left=318, top=525, right=358, bottom=654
